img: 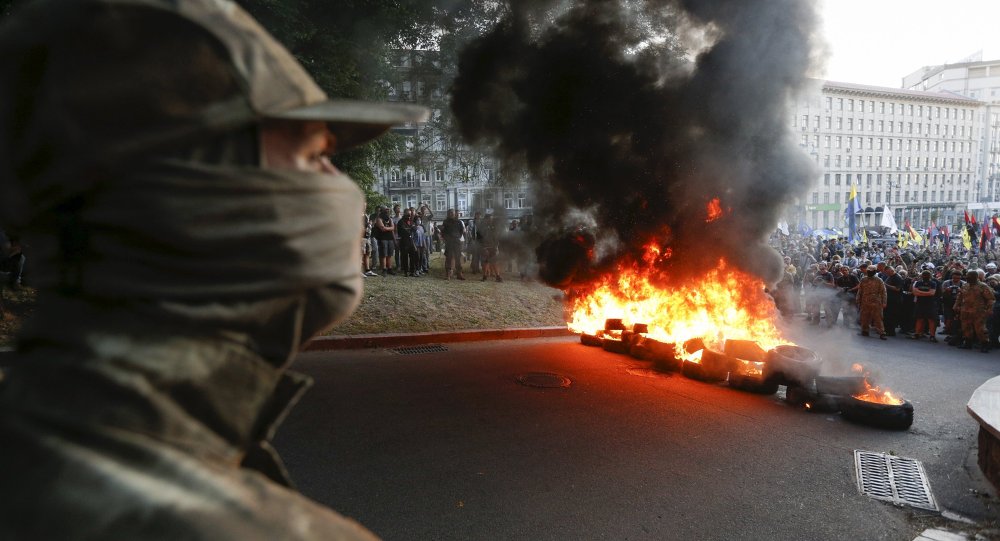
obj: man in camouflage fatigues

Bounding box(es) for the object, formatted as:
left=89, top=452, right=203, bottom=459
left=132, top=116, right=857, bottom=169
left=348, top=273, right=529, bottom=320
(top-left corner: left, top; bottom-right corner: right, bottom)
left=955, top=269, right=996, bottom=352
left=856, top=265, right=887, bottom=339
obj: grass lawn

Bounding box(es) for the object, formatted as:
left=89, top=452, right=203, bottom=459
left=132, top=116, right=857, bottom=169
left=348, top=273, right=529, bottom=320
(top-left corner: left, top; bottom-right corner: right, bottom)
left=330, top=251, right=567, bottom=335
left=0, top=252, right=568, bottom=347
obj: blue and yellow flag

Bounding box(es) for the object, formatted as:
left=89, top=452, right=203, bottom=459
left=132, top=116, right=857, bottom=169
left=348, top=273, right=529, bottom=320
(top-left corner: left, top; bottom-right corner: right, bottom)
left=844, top=184, right=862, bottom=243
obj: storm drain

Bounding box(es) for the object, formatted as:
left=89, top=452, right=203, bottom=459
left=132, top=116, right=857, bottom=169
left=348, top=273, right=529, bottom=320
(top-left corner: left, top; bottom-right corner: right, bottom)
left=515, top=372, right=572, bottom=388
left=391, top=344, right=448, bottom=355
left=854, top=450, right=938, bottom=511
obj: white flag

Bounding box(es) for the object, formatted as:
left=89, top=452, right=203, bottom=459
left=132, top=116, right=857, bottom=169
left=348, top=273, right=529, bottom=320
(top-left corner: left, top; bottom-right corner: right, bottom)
left=880, top=205, right=899, bottom=234
left=777, top=219, right=789, bottom=235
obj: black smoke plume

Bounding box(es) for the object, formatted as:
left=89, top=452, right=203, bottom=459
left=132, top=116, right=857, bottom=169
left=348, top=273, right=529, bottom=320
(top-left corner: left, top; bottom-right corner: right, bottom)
left=451, top=0, right=820, bottom=288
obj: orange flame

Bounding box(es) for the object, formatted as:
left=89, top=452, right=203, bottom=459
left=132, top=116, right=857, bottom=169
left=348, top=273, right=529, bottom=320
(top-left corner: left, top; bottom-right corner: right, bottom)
left=853, top=379, right=904, bottom=405
left=706, top=198, right=723, bottom=222
left=566, top=254, right=787, bottom=356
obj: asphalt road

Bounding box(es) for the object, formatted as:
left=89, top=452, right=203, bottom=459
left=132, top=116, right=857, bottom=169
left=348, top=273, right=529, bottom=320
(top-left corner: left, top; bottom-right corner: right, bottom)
left=274, top=329, right=1000, bottom=541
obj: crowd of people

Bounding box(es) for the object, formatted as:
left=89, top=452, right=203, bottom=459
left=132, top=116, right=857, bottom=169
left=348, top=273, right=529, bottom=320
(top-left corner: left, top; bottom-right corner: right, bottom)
left=769, top=233, right=1000, bottom=353
left=362, top=205, right=534, bottom=282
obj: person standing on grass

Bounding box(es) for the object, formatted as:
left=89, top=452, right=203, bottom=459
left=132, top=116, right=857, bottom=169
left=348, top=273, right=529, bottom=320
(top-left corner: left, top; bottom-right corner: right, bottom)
left=414, top=217, right=429, bottom=274
left=374, top=206, right=396, bottom=275
left=468, top=211, right=482, bottom=274
left=396, top=208, right=419, bottom=277
left=441, top=209, right=466, bottom=280
left=361, top=213, right=377, bottom=277
left=480, top=213, right=502, bottom=282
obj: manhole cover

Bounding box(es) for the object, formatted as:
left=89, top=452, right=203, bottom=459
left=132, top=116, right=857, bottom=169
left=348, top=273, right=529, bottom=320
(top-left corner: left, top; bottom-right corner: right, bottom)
left=391, top=344, right=448, bottom=355
left=627, top=367, right=667, bottom=378
left=515, top=372, right=572, bottom=388
left=854, top=450, right=937, bottom=511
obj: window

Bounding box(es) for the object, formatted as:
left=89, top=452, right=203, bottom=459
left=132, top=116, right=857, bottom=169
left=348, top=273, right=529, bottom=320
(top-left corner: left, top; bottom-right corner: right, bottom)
left=485, top=191, right=495, bottom=210
left=835, top=136, right=842, bottom=149
left=504, top=192, right=514, bottom=209
left=390, top=170, right=400, bottom=184
left=421, top=193, right=432, bottom=208
left=390, top=195, right=402, bottom=207
left=825, top=97, right=832, bottom=109
left=435, top=170, right=444, bottom=182
left=823, top=173, right=830, bottom=186
left=458, top=192, right=468, bottom=212
left=419, top=171, right=428, bottom=183
left=436, top=193, right=446, bottom=211
left=405, top=171, right=415, bottom=187
left=517, top=192, right=526, bottom=208
left=812, top=192, right=819, bottom=204
left=406, top=194, right=417, bottom=209
left=835, top=174, right=841, bottom=186
left=847, top=99, right=854, bottom=112
left=836, top=117, right=843, bottom=130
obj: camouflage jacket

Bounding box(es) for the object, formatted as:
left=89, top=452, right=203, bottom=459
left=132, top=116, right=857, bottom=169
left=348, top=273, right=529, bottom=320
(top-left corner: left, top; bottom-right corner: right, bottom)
left=856, top=275, right=887, bottom=307
left=955, top=281, right=995, bottom=315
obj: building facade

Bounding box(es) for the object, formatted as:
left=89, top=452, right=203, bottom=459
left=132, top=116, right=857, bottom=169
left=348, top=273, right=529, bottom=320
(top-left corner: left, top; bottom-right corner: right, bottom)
left=792, top=80, right=983, bottom=232
left=904, top=57, right=1000, bottom=212
left=379, top=50, right=533, bottom=220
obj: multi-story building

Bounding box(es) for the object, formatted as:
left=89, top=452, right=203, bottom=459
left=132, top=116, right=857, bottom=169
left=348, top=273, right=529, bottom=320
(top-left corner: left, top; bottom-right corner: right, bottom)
left=379, top=50, right=533, bottom=221
left=904, top=57, right=1000, bottom=214
left=792, top=80, right=983, bottom=232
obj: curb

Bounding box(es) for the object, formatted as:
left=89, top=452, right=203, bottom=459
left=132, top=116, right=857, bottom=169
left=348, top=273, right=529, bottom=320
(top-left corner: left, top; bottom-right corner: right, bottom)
left=305, top=326, right=573, bottom=351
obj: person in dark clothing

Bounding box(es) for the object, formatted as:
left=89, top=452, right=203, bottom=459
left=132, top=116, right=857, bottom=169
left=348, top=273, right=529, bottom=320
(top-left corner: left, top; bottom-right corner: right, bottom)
left=911, top=270, right=939, bottom=341
left=882, top=266, right=905, bottom=336
left=833, top=264, right=860, bottom=327
left=941, top=271, right=965, bottom=338
left=396, top=209, right=419, bottom=277
left=441, top=209, right=466, bottom=280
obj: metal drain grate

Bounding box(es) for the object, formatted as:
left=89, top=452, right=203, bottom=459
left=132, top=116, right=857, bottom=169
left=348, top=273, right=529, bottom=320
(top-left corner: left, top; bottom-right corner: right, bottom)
left=391, top=344, right=449, bottom=355
left=854, top=450, right=937, bottom=511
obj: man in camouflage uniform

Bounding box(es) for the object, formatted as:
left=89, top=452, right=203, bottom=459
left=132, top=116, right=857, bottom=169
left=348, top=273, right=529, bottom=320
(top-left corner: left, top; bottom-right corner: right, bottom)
left=955, top=269, right=996, bottom=352
left=856, top=265, right=887, bottom=339
left=0, top=0, right=426, bottom=539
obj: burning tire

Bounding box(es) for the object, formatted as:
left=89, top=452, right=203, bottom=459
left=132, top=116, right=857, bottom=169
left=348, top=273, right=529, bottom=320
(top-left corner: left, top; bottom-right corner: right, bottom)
left=728, top=371, right=779, bottom=394
left=602, top=337, right=629, bottom=354
left=682, top=358, right=726, bottom=382
left=764, top=345, right=820, bottom=387
left=632, top=337, right=681, bottom=372
left=580, top=333, right=603, bottom=347
left=840, top=396, right=914, bottom=430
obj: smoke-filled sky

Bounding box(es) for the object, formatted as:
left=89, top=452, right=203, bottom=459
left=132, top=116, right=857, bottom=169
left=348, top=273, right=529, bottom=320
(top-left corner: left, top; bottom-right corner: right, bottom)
left=451, top=0, right=820, bottom=289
